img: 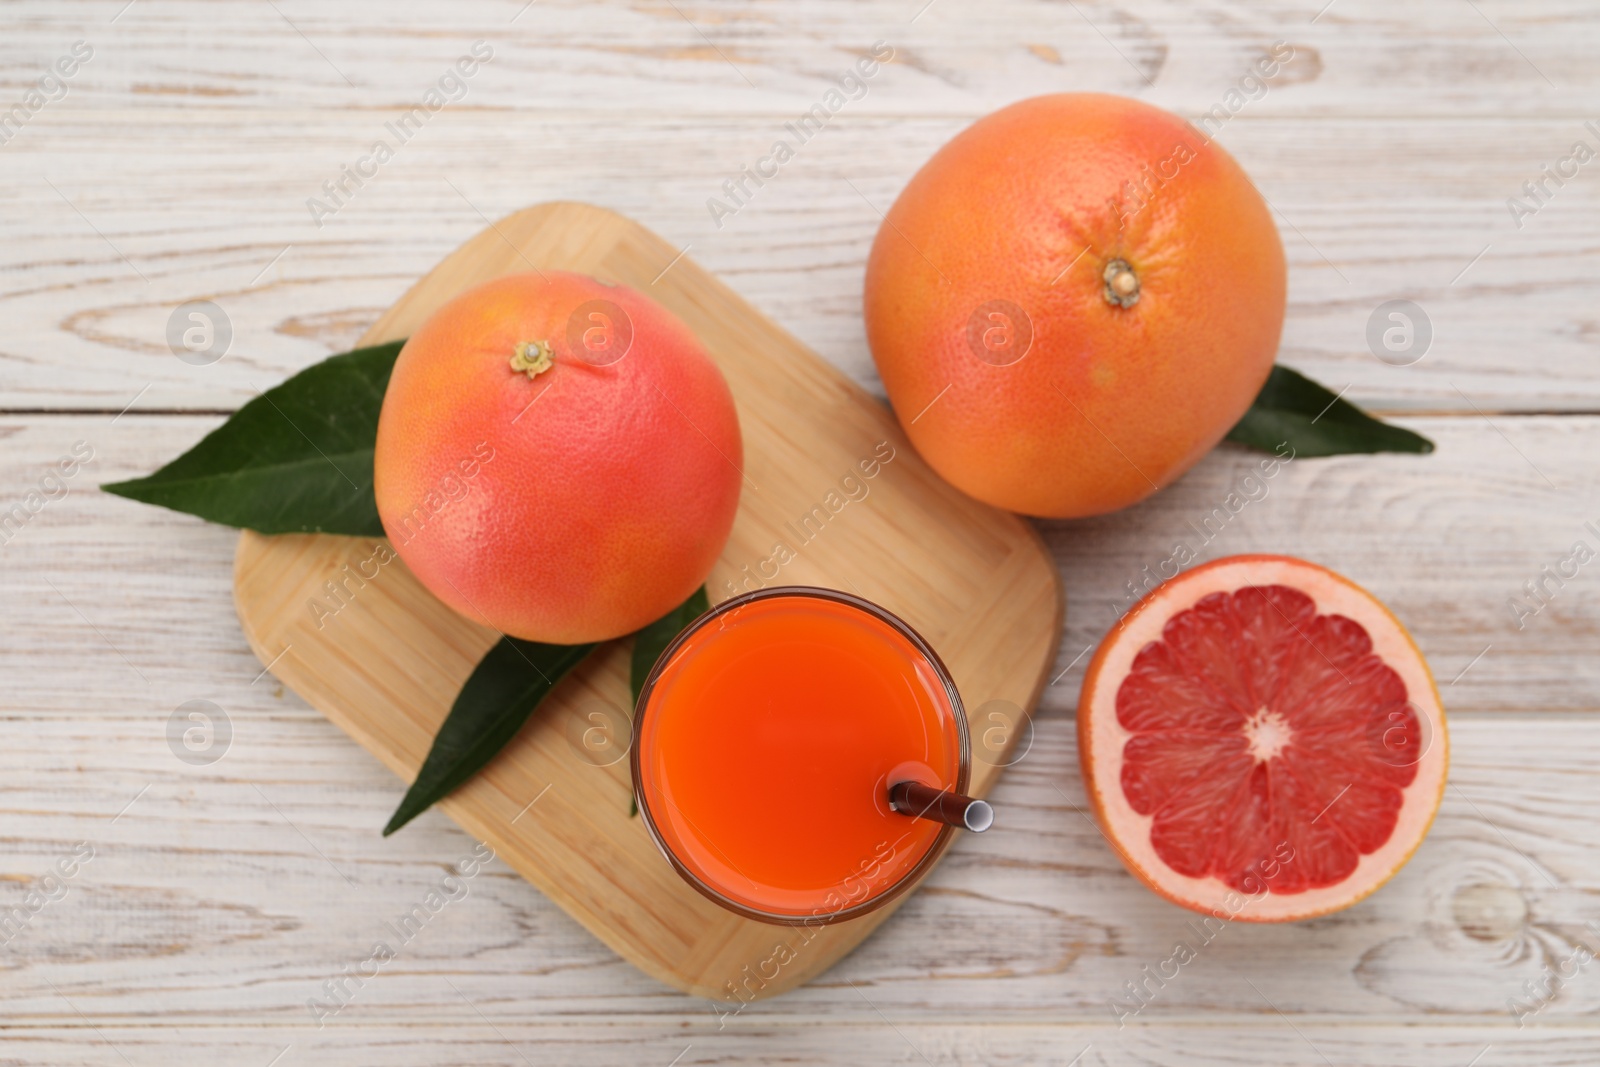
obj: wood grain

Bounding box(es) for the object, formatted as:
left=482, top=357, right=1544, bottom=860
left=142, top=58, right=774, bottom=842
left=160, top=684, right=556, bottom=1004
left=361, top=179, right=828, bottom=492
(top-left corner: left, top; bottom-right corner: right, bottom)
left=0, top=1023, right=1590, bottom=1067
left=10, top=413, right=1584, bottom=717
left=4, top=114, right=1598, bottom=413
left=4, top=412, right=1599, bottom=1057
left=230, top=202, right=1063, bottom=1000
left=4, top=0, right=1599, bottom=1061
left=2, top=707, right=1596, bottom=1021
left=0, top=0, right=1591, bottom=115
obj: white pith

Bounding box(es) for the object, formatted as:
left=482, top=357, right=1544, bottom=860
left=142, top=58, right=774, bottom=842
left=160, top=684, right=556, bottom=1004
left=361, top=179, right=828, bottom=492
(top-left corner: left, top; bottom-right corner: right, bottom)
left=1243, top=707, right=1291, bottom=762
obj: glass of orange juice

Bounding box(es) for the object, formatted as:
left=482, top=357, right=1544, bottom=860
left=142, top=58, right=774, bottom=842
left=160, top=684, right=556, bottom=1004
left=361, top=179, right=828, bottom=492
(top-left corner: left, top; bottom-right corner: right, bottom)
left=632, top=586, right=988, bottom=926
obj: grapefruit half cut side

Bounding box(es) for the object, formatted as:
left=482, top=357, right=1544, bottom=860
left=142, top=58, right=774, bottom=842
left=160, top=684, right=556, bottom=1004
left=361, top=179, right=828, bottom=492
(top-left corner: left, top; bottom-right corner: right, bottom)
left=1078, top=555, right=1448, bottom=921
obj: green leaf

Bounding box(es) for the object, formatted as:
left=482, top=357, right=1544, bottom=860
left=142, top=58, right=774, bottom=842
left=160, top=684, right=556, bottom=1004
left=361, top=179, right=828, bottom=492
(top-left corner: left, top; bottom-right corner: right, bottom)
left=630, top=586, right=710, bottom=708
left=383, top=637, right=596, bottom=836
left=102, top=340, right=404, bottom=535
left=1226, top=365, right=1434, bottom=458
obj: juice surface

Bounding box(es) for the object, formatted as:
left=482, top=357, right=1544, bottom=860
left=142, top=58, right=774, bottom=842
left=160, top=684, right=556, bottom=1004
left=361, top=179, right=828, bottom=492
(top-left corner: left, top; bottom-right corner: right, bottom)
left=636, top=592, right=963, bottom=918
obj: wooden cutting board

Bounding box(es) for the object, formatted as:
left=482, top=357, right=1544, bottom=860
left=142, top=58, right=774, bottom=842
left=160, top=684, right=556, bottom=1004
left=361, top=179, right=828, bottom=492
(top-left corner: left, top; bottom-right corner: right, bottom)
left=233, top=201, right=1063, bottom=1001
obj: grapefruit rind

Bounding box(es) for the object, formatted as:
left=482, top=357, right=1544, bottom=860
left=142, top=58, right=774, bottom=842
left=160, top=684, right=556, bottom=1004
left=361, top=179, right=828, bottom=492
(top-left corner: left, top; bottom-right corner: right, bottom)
left=1078, top=555, right=1447, bottom=922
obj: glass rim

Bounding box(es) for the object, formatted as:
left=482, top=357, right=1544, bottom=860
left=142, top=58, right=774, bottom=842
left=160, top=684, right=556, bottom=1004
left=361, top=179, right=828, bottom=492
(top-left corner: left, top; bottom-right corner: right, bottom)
left=630, top=584, right=970, bottom=927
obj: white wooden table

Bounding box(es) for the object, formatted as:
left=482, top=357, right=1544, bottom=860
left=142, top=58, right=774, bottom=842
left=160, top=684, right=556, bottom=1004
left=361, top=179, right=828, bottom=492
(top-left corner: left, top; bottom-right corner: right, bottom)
left=3, top=2, right=1597, bottom=1063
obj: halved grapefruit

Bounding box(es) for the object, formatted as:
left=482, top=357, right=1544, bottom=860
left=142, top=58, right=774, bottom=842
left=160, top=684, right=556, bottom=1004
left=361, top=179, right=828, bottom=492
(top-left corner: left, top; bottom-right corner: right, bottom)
left=1078, top=555, right=1447, bottom=921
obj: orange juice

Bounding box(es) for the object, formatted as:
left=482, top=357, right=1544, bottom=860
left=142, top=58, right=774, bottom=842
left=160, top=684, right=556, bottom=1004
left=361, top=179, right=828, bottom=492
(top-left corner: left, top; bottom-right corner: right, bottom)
left=633, top=588, right=967, bottom=922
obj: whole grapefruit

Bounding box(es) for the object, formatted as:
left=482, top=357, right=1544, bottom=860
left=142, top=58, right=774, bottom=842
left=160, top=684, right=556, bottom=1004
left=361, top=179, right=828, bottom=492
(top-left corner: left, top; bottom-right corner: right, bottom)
left=374, top=271, right=742, bottom=645
left=1078, top=555, right=1447, bottom=921
left=864, top=93, right=1286, bottom=518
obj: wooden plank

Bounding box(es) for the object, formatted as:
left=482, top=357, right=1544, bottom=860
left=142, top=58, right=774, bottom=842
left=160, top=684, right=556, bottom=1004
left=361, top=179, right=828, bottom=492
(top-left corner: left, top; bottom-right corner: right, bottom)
left=0, top=0, right=1591, bottom=116
left=1043, top=416, right=1600, bottom=713
left=1, top=112, right=1595, bottom=412
left=1, top=710, right=1596, bottom=1027
left=10, top=413, right=1591, bottom=718
left=0, top=1023, right=1581, bottom=1067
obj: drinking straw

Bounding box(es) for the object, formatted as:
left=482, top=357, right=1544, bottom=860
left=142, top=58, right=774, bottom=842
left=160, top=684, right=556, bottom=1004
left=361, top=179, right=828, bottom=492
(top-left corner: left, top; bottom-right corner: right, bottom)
left=888, top=781, right=993, bottom=832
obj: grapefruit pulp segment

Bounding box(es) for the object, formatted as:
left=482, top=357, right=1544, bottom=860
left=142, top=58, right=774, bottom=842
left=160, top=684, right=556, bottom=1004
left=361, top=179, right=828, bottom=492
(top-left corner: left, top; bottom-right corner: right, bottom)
left=1078, top=555, right=1447, bottom=922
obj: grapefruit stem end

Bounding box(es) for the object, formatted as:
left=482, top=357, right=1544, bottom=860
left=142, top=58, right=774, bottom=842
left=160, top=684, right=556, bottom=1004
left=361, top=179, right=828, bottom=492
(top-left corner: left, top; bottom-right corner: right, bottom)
left=511, top=340, right=555, bottom=379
